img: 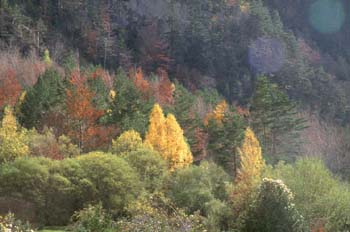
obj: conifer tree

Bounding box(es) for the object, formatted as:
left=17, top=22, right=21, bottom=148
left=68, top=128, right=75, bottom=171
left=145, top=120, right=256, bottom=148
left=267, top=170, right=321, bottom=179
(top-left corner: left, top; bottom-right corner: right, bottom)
left=172, top=83, right=201, bottom=157
left=206, top=104, right=245, bottom=175
left=250, top=76, right=306, bottom=161
left=108, top=70, right=153, bottom=135
left=19, top=69, right=65, bottom=129
left=0, top=106, right=28, bottom=162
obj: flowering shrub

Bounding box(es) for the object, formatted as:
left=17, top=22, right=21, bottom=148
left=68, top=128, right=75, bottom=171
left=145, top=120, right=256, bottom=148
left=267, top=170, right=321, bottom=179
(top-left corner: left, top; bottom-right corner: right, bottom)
left=242, top=178, right=307, bottom=232
left=117, top=192, right=206, bottom=232
left=70, top=204, right=116, bottom=232
left=0, top=213, right=34, bottom=232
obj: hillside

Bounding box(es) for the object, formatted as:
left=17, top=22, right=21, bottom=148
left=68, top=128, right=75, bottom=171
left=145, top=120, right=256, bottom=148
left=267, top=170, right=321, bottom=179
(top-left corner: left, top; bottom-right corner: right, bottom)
left=0, top=0, right=350, bottom=231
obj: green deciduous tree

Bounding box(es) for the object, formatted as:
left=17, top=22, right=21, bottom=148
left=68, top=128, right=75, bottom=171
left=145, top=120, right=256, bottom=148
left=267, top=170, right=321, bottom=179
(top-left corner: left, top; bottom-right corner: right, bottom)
left=265, top=158, right=350, bottom=231
left=111, top=130, right=150, bottom=155
left=166, top=161, right=232, bottom=231
left=124, top=148, right=167, bottom=192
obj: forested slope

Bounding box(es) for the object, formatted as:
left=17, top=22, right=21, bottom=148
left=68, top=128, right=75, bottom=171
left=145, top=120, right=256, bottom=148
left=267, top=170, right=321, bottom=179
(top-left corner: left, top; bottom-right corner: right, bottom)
left=0, top=0, right=350, bottom=231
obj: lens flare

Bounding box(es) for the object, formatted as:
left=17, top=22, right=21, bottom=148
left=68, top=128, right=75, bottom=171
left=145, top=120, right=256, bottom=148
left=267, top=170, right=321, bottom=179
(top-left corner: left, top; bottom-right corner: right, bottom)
left=309, top=0, right=345, bottom=34
left=248, top=37, right=285, bottom=74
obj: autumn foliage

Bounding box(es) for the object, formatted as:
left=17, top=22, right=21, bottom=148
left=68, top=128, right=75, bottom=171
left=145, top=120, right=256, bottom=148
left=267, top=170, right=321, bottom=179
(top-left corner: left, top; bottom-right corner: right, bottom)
left=236, top=127, right=264, bottom=185
left=232, top=127, right=264, bottom=214
left=66, top=71, right=109, bottom=152
left=153, top=69, right=175, bottom=106
left=0, top=107, right=28, bottom=162
left=204, top=100, right=228, bottom=126
left=0, top=69, right=22, bottom=108
left=145, top=104, right=193, bottom=170
left=129, top=67, right=152, bottom=99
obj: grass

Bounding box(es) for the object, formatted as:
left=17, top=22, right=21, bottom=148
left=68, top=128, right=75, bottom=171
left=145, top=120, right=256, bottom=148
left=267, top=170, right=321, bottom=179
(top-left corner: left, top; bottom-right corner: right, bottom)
left=38, top=226, right=67, bottom=232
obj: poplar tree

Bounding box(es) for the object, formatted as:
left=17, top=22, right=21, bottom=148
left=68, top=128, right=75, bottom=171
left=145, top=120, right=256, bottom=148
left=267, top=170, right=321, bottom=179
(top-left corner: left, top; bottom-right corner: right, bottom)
left=236, top=127, right=265, bottom=187
left=145, top=104, right=167, bottom=154
left=165, top=114, right=193, bottom=170
left=0, top=106, right=28, bottom=162
left=145, top=104, right=193, bottom=170
left=231, top=127, right=265, bottom=227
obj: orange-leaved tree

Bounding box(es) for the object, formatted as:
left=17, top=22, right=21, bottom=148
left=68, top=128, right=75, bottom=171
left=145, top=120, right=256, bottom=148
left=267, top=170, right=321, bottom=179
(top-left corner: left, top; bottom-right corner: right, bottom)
left=0, top=69, right=22, bottom=109
left=153, top=69, right=175, bottom=106
left=66, top=70, right=105, bottom=152
left=129, top=67, right=152, bottom=99
left=145, top=104, right=192, bottom=170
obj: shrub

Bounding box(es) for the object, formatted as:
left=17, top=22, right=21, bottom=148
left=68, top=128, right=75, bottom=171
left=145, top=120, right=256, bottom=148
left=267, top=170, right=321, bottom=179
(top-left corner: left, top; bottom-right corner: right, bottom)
left=70, top=204, right=116, bottom=232
left=265, top=158, right=350, bottom=231
left=166, top=161, right=231, bottom=231
left=117, top=192, right=205, bottom=232
left=243, top=178, right=307, bottom=232
left=76, top=152, right=142, bottom=217
left=111, top=130, right=148, bottom=155
left=0, top=212, right=34, bottom=232
left=124, top=148, right=167, bottom=192
left=0, top=157, right=54, bottom=224
left=0, top=153, right=142, bottom=226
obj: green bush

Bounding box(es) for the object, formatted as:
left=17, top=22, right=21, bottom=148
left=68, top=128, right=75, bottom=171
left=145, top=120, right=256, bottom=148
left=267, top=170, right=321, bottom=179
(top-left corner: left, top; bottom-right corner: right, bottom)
left=0, top=153, right=142, bottom=226
left=117, top=192, right=205, bottom=232
left=123, top=148, right=167, bottom=192
left=243, top=178, right=307, bottom=232
left=166, top=161, right=231, bottom=231
left=70, top=204, right=116, bottom=232
left=265, top=158, right=350, bottom=231
left=0, top=157, right=53, bottom=223
left=75, top=152, right=142, bottom=217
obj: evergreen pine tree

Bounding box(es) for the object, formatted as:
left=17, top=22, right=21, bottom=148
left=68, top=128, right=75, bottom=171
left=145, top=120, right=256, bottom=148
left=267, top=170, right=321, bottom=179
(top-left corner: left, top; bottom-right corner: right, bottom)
left=250, top=76, right=306, bottom=162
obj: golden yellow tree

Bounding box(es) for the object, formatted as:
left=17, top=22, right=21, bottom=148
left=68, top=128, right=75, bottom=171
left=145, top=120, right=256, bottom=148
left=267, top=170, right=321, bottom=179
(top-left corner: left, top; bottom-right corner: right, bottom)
left=145, top=104, right=167, bottom=154
left=145, top=104, right=193, bottom=170
left=232, top=127, right=265, bottom=214
left=236, top=127, right=265, bottom=185
left=0, top=106, right=29, bottom=162
left=44, top=49, right=52, bottom=66
left=164, top=114, right=193, bottom=170
left=204, top=100, right=228, bottom=126
left=213, top=100, right=228, bottom=122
